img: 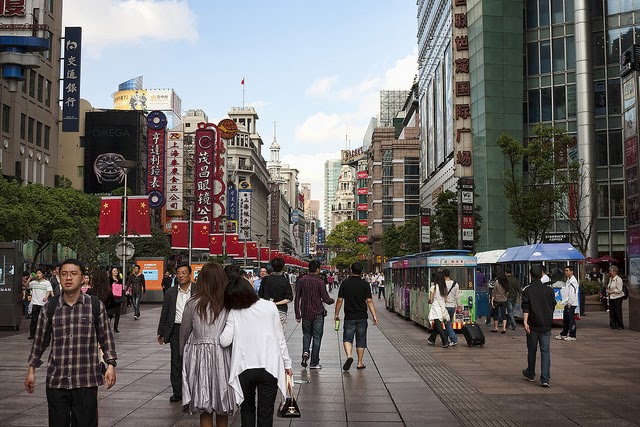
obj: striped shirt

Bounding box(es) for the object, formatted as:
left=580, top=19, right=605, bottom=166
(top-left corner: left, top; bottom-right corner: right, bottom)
left=294, top=273, right=334, bottom=320
left=27, top=292, right=117, bottom=389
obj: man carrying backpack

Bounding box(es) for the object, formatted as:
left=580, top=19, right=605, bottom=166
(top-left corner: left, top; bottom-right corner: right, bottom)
left=25, top=259, right=117, bottom=426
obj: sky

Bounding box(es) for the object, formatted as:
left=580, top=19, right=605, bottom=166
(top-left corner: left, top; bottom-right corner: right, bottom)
left=63, top=0, right=418, bottom=221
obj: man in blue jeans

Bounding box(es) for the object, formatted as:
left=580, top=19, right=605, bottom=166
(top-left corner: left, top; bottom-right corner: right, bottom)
left=442, top=269, right=459, bottom=346
left=295, top=260, right=334, bottom=369
left=505, top=268, right=520, bottom=330
left=334, top=262, right=378, bottom=370
left=521, top=265, right=556, bottom=387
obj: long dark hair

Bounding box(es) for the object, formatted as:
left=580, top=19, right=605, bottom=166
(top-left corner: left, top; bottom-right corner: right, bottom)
left=224, top=274, right=258, bottom=310
left=496, top=272, right=508, bottom=290
left=434, top=271, right=447, bottom=296
left=192, top=262, right=226, bottom=322
left=91, top=269, right=111, bottom=303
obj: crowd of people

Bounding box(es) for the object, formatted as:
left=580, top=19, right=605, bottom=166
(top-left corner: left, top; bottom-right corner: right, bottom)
left=24, top=258, right=380, bottom=427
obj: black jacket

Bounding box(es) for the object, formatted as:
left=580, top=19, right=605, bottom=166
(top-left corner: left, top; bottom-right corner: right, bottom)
left=157, top=283, right=194, bottom=343
left=521, top=279, right=556, bottom=332
left=258, top=273, right=293, bottom=313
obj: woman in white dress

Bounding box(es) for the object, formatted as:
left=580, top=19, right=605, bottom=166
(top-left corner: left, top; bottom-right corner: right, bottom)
left=220, top=275, right=293, bottom=427
left=180, top=262, right=237, bottom=427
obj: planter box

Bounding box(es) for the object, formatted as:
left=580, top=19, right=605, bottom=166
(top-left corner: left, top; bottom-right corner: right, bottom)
left=584, top=294, right=606, bottom=312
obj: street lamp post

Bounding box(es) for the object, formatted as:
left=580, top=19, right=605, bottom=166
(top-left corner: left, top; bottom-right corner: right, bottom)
left=115, top=159, right=137, bottom=284
left=219, top=214, right=228, bottom=264
left=255, top=233, right=263, bottom=267
left=241, top=226, right=250, bottom=270
left=184, top=195, right=196, bottom=264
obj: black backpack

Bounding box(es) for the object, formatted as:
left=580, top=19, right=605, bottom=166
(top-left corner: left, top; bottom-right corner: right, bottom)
left=623, top=284, right=630, bottom=300
left=42, top=294, right=101, bottom=351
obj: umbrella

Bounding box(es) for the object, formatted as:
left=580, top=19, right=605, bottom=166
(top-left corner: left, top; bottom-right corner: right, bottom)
left=599, top=255, right=617, bottom=263
left=585, top=257, right=600, bottom=264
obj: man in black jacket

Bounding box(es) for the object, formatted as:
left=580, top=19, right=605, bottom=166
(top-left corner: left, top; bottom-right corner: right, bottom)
left=521, top=265, right=556, bottom=387
left=259, top=257, right=293, bottom=332
left=157, top=263, right=194, bottom=402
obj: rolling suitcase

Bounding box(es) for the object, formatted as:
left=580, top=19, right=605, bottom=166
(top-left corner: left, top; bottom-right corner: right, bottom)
left=462, top=323, right=485, bottom=347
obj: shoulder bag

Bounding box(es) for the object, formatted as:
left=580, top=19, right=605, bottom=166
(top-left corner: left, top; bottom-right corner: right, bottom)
left=277, top=375, right=301, bottom=418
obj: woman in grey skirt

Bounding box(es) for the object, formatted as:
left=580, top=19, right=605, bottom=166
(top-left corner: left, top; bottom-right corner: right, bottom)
left=180, top=263, right=237, bottom=427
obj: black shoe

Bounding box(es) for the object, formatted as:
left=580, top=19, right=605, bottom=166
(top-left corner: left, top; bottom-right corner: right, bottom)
left=522, top=370, right=535, bottom=382
left=169, top=395, right=181, bottom=402
left=114, top=329, right=120, bottom=333
left=27, top=335, right=34, bottom=340
left=301, top=352, right=309, bottom=368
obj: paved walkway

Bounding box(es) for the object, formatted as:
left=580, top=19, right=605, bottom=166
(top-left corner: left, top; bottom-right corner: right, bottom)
left=0, top=292, right=638, bottom=426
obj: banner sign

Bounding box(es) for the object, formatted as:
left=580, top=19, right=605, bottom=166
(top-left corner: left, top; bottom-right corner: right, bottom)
left=194, top=125, right=215, bottom=224
left=357, top=235, right=368, bottom=243
left=357, top=187, right=368, bottom=195
left=146, top=111, right=167, bottom=208
left=357, top=170, right=368, bottom=179
left=239, top=184, right=253, bottom=232
left=165, top=131, right=183, bottom=211
left=227, top=182, right=238, bottom=221
left=62, top=27, right=82, bottom=132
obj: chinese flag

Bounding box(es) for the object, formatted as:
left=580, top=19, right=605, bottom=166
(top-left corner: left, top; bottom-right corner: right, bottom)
left=246, top=242, right=257, bottom=259
left=171, top=221, right=188, bottom=249
left=259, top=247, right=269, bottom=261
left=241, top=78, right=245, bottom=85
left=192, top=221, right=210, bottom=250
left=226, top=234, right=244, bottom=256
left=98, top=197, right=122, bottom=237
left=209, top=233, right=223, bottom=255
left=127, top=195, right=151, bottom=237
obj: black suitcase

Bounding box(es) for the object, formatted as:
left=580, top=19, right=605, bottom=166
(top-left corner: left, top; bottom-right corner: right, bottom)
left=462, top=323, right=485, bottom=347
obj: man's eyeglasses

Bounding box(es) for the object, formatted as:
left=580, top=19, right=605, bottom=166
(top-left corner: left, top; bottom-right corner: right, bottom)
left=60, top=271, right=81, bottom=278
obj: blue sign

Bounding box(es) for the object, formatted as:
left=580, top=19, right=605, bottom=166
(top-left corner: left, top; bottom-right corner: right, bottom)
left=62, top=27, right=82, bottom=132
left=227, top=182, right=238, bottom=220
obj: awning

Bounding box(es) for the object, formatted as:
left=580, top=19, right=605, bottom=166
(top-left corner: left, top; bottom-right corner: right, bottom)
left=497, top=243, right=585, bottom=262
left=475, top=249, right=506, bottom=264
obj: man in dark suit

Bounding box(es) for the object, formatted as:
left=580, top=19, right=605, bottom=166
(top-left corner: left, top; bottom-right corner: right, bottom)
left=157, top=263, right=194, bottom=402
left=161, top=270, right=175, bottom=294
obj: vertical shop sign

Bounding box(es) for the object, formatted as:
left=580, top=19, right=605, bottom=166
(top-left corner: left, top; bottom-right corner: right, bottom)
left=146, top=111, right=167, bottom=209
left=194, top=124, right=215, bottom=223
left=452, top=0, right=472, bottom=176
left=165, top=131, right=183, bottom=211
left=62, top=27, right=81, bottom=132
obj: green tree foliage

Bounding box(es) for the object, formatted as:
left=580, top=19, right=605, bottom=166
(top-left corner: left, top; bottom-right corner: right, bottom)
left=326, top=220, right=369, bottom=270
left=498, top=124, right=574, bottom=244
left=430, top=190, right=483, bottom=250
left=381, top=217, right=420, bottom=257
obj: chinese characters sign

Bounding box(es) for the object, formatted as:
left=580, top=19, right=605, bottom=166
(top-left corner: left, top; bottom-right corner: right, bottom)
left=165, top=131, right=183, bottom=211
left=0, top=0, right=26, bottom=16
left=62, top=27, right=81, bottom=132
left=452, top=0, right=472, bottom=176
left=146, top=111, right=167, bottom=208
left=194, top=125, right=215, bottom=223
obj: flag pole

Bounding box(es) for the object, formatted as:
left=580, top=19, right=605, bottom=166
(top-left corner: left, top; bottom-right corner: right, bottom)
left=241, top=78, right=245, bottom=109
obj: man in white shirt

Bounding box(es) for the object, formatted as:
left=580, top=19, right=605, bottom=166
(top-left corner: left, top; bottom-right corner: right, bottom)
left=28, top=268, right=52, bottom=340
left=541, top=266, right=551, bottom=284
left=157, top=263, right=194, bottom=402
left=556, top=266, right=578, bottom=341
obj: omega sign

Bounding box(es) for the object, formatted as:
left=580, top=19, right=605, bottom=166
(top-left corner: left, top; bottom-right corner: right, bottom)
left=92, top=128, right=132, bottom=137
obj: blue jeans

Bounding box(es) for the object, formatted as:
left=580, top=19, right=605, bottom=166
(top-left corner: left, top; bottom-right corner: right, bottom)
left=445, top=307, right=458, bottom=344
left=525, top=330, right=551, bottom=384
left=132, top=294, right=142, bottom=318
left=507, top=299, right=516, bottom=328
left=302, top=315, right=325, bottom=367
left=494, top=302, right=507, bottom=324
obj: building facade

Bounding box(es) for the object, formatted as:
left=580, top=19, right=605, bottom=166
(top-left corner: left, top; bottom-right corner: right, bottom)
left=323, top=159, right=342, bottom=234
left=0, top=0, right=62, bottom=186
left=416, top=0, right=629, bottom=259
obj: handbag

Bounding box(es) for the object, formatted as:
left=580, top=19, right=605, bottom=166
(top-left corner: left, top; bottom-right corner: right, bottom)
left=112, top=283, right=123, bottom=298
left=277, top=375, right=301, bottom=418
left=437, top=297, right=450, bottom=322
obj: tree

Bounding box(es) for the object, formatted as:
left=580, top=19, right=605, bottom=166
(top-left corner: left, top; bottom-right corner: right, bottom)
left=498, top=124, right=573, bottom=244
left=326, top=220, right=369, bottom=270
left=431, top=191, right=458, bottom=249
left=381, top=217, right=420, bottom=258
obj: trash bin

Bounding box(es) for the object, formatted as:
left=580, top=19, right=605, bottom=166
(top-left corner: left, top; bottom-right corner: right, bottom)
left=579, top=288, right=586, bottom=316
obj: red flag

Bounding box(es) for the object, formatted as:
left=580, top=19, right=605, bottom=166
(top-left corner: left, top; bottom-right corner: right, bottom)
left=98, top=197, right=122, bottom=237
left=171, top=221, right=188, bottom=249
left=226, top=234, right=243, bottom=256
left=241, top=78, right=245, bottom=85
left=192, top=221, right=210, bottom=250
left=127, top=196, right=151, bottom=237
left=259, top=247, right=269, bottom=261
left=209, top=233, right=223, bottom=255
left=246, top=242, right=257, bottom=259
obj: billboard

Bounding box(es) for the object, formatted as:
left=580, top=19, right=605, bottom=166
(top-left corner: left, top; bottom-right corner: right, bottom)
left=165, top=131, right=184, bottom=211
left=0, top=0, right=49, bottom=37
left=84, top=111, right=145, bottom=194
left=113, top=89, right=181, bottom=113
left=62, top=27, right=81, bottom=132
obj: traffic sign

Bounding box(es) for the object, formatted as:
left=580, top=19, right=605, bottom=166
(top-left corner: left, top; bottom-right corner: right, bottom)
left=115, top=240, right=135, bottom=261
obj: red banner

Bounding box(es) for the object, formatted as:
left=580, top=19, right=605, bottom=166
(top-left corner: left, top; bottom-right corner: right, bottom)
left=98, top=196, right=122, bottom=237
left=357, top=235, right=368, bottom=243
left=246, top=241, right=257, bottom=259
left=259, top=247, right=270, bottom=261
left=357, top=170, right=368, bottom=179
left=358, top=219, right=368, bottom=226
left=357, top=203, right=368, bottom=211
left=226, top=234, right=243, bottom=256
left=146, top=128, right=166, bottom=196
left=126, top=196, right=151, bottom=237
left=194, top=126, right=215, bottom=223
left=357, top=187, right=368, bottom=195
left=209, top=233, right=223, bottom=255
left=192, top=221, right=210, bottom=250
left=171, top=221, right=188, bottom=249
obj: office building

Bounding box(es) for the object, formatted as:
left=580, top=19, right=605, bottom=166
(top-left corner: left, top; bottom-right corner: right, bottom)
left=324, top=159, right=342, bottom=234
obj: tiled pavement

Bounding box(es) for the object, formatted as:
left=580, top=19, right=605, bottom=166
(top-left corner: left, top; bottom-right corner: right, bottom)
left=0, top=291, right=639, bottom=426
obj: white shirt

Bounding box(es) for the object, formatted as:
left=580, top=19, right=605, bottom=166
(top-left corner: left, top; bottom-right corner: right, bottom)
left=541, top=274, right=550, bottom=284
left=220, top=299, right=292, bottom=402
left=174, top=284, right=192, bottom=324
left=444, top=279, right=460, bottom=308
left=29, top=279, right=52, bottom=306
left=561, top=275, right=579, bottom=306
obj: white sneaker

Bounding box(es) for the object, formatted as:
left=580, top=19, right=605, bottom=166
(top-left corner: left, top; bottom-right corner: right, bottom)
left=565, top=337, right=576, bottom=341
left=555, top=335, right=566, bottom=340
